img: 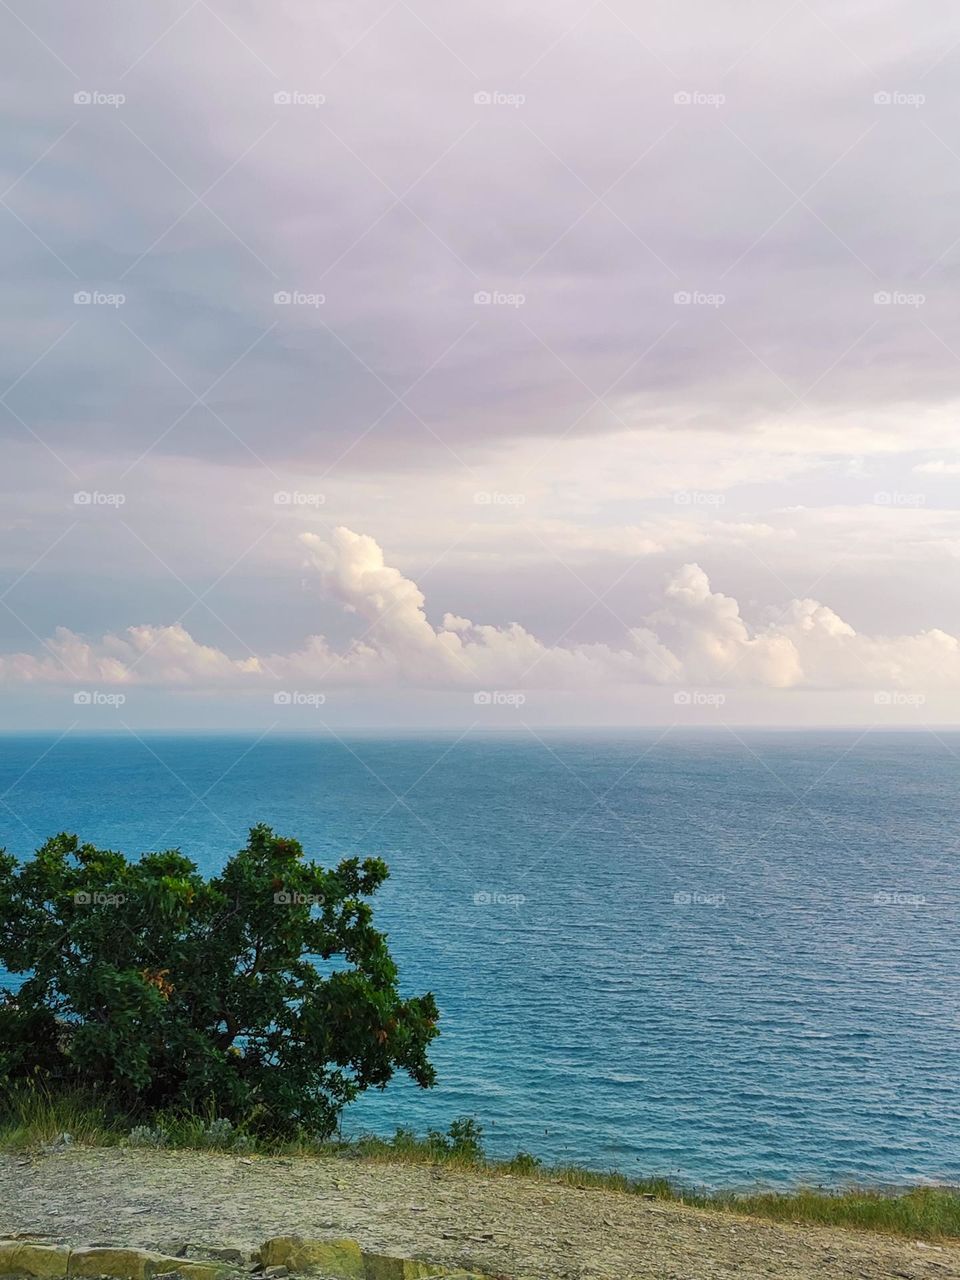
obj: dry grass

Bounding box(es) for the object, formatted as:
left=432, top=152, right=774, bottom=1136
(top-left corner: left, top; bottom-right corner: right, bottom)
left=2, top=1086, right=957, bottom=1241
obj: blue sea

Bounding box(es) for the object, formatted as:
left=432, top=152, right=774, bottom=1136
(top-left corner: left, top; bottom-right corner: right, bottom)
left=0, top=730, right=957, bottom=1190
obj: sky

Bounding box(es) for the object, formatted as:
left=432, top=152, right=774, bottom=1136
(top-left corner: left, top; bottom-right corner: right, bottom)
left=1, top=0, right=960, bottom=729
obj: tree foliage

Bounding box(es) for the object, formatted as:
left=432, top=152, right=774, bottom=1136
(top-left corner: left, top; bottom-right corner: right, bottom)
left=0, top=825, right=438, bottom=1135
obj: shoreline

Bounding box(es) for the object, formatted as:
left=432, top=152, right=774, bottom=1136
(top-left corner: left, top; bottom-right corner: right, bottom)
left=1, top=1146, right=958, bottom=1280
left=1, top=1098, right=957, bottom=1241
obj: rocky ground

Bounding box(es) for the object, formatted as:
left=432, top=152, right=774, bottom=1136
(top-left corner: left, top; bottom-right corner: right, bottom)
left=0, top=1147, right=957, bottom=1280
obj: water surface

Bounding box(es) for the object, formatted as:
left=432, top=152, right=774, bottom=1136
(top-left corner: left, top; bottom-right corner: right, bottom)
left=0, top=729, right=956, bottom=1188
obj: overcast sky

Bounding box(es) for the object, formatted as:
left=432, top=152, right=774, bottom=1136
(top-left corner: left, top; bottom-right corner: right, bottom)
left=2, top=0, right=960, bottom=728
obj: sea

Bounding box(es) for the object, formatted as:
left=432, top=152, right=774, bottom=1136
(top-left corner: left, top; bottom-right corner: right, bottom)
left=0, top=729, right=957, bottom=1190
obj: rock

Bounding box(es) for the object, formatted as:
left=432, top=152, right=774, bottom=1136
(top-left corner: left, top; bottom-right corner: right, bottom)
left=155, top=1246, right=188, bottom=1261
left=0, top=1240, right=487, bottom=1280
left=360, top=1258, right=447, bottom=1280
left=183, top=1250, right=246, bottom=1266
left=257, top=1239, right=364, bottom=1279
left=427, top=1274, right=488, bottom=1279
left=68, top=1248, right=158, bottom=1280
left=0, top=1242, right=71, bottom=1278
left=152, top=1262, right=232, bottom=1280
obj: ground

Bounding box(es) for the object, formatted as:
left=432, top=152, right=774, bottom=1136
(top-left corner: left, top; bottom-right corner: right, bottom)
left=0, top=1148, right=958, bottom=1280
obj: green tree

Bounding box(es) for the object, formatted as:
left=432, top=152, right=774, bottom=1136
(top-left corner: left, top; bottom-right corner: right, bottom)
left=0, top=825, right=438, bottom=1136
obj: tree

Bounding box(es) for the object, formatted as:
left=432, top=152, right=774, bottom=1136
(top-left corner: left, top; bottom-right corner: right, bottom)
left=0, top=825, right=439, bottom=1136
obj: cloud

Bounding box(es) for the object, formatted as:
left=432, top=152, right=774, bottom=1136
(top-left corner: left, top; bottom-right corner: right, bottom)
left=0, top=623, right=262, bottom=685
left=5, top=1, right=960, bottom=473
left=913, top=459, right=960, bottom=475
left=2, top=529, right=957, bottom=693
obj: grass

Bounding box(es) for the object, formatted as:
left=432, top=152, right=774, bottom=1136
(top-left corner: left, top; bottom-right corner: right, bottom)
left=1, top=1086, right=958, bottom=1242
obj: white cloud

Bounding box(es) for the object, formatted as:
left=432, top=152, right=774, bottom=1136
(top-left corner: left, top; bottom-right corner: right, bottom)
left=0, top=624, right=262, bottom=685
left=913, top=459, right=960, bottom=475
left=1, top=529, right=957, bottom=694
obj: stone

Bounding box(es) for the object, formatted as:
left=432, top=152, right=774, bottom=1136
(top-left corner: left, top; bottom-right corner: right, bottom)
left=184, top=1251, right=245, bottom=1267
left=68, top=1249, right=158, bottom=1280
left=257, top=1240, right=364, bottom=1280
left=0, top=1242, right=71, bottom=1279
left=426, top=1274, right=488, bottom=1279
left=154, top=1245, right=188, bottom=1261
left=361, top=1257, right=447, bottom=1280
left=429, top=1274, right=489, bottom=1279
left=152, top=1262, right=230, bottom=1280
left=262, top=1269, right=287, bottom=1278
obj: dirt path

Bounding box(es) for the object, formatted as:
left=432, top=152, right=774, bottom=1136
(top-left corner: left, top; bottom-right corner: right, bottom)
left=0, top=1148, right=957, bottom=1280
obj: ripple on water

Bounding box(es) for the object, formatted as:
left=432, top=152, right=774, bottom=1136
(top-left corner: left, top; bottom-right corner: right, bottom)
left=1, top=730, right=958, bottom=1188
